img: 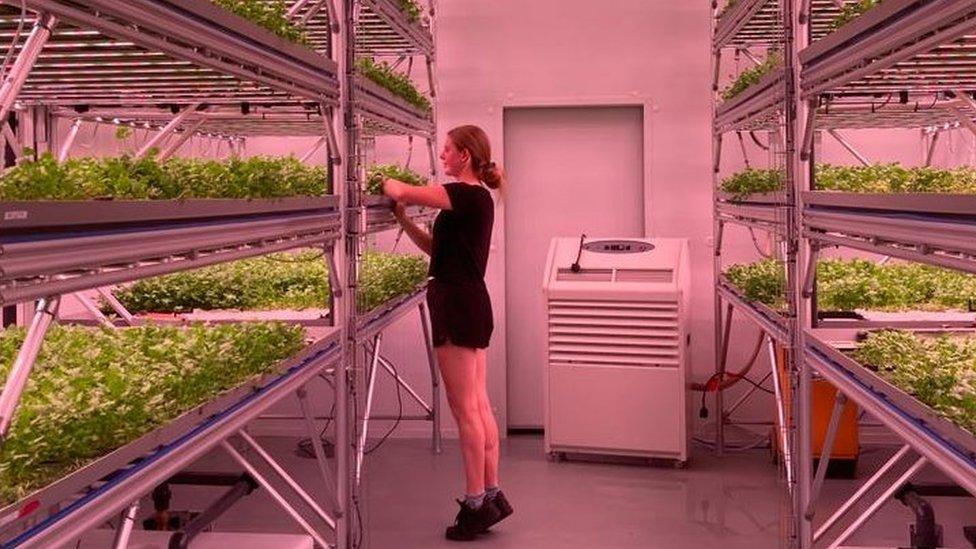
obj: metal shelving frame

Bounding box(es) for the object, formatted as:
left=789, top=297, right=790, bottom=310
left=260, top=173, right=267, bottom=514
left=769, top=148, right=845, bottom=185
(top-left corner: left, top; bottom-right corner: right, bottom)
left=793, top=1, right=976, bottom=548
left=0, top=1, right=352, bottom=546
left=341, top=1, right=439, bottom=546
left=711, top=0, right=797, bottom=489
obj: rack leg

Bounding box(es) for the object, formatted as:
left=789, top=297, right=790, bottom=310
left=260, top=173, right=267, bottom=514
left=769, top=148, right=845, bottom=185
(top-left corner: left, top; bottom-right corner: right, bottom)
left=814, top=444, right=913, bottom=542
left=74, top=291, right=116, bottom=329
left=356, top=334, right=382, bottom=484
left=419, top=302, right=442, bottom=454
left=111, top=500, right=140, bottom=549
left=0, top=296, right=59, bottom=440
left=0, top=14, right=56, bottom=123
left=97, top=287, right=138, bottom=326
left=376, top=354, right=431, bottom=414
left=715, top=303, right=733, bottom=455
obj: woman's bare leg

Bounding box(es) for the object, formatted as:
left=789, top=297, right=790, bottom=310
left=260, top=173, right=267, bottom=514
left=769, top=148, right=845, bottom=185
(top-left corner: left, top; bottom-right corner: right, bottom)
left=476, top=348, right=500, bottom=488
left=437, top=343, right=485, bottom=496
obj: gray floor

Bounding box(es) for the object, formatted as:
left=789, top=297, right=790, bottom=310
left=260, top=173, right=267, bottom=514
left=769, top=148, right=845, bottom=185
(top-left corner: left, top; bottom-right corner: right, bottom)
left=148, top=436, right=974, bottom=548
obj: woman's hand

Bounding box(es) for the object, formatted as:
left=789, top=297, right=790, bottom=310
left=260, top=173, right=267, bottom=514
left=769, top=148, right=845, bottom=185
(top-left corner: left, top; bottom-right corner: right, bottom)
left=382, top=178, right=402, bottom=201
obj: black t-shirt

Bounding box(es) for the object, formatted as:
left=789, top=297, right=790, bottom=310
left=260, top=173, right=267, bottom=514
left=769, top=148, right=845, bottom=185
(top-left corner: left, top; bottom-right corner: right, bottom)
left=429, top=182, right=494, bottom=284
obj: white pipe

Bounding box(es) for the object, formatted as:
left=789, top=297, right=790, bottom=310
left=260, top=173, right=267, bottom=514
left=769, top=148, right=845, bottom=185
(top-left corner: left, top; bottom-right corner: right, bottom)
left=0, top=14, right=57, bottom=124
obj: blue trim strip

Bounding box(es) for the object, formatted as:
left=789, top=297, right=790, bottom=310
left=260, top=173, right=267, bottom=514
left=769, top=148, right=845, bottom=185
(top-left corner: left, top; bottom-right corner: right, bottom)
left=3, top=342, right=339, bottom=548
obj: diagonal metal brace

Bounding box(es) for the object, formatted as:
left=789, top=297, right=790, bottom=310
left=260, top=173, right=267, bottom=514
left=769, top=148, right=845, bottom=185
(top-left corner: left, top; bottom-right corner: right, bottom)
left=0, top=296, right=60, bottom=441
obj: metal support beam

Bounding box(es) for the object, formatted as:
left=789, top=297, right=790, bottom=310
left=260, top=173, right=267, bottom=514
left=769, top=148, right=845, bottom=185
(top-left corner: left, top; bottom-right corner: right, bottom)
left=74, top=291, right=116, bottom=330
left=356, top=333, right=382, bottom=484
left=738, top=48, right=763, bottom=67
left=925, top=130, right=941, bottom=167
left=814, top=445, right=913, bottom=542
left=97, top=288, right=137, bottom=326
left=715, top=302, right=734, bottom=456
left=800, top=101, right=817, bottom=162
left=298, top=0, right=329, bottom=25
left=766, top=337, right=792, bottom=490
left=236, top=430, right=337, bottom=530
left=58, top=118, right=83, bottom=162
left=297, top=385, right=341, bottom=514
left=827, top=457, right=928, bottom=549
left=0, top=13, right=57, bottom=124
left=301, top=134, right=330, bottom=163
left=374, top=353, right=432, bottom=414
left=221, top=440, right=332, bottom=548
left=159, top=118, right=207, bottom=161
left=802, top=244, right=821, bottom=299
left=806, top=392, right=847, bottom=520
left=287, top=0, right=314, bottom=17
left=111, top=501, right=140, bottom=549
left=419, top=302, right=442, bottom=454
left=736, top=131, right=751, bottom=169
left=0, top=296, right=59, bottom=440
left=2, top=122, right=21, bottom=159
left=827, top=129, right=871, bottom=167
left=136, top=103, right=200, bottom=159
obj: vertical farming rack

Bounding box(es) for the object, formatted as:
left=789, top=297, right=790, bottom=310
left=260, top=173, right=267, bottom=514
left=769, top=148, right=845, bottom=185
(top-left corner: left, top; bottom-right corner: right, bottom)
left=715, top=1, right=976, bottom=548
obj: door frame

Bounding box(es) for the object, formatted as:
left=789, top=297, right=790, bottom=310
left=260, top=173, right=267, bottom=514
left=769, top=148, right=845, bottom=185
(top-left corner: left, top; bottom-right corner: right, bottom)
left=488, top=95, right=655, bottom=432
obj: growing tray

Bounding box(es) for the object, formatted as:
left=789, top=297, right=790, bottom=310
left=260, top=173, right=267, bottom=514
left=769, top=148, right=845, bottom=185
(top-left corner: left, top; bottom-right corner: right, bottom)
left=804, top=191, right=976, bottom=217
left=717, top=275, right=790, bottom=344
left=0, top=329, right=341, bottom=541
left=0, top=196, right=339, bottom=234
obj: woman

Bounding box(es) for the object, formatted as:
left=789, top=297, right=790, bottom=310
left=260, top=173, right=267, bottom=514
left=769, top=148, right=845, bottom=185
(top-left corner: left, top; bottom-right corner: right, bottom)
left=383, top=125, right=514, bottom=541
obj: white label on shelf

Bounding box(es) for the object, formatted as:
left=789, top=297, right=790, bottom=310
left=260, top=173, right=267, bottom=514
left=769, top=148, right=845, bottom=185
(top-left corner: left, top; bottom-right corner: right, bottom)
left=3, top=210, right=27, bottom=220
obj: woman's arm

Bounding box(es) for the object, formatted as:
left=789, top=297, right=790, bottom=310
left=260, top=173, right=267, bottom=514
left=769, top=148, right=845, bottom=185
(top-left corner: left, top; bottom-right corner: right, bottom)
left=394, top=202, right=433, bottom=255
left=384, top=178, right=452, bottom=210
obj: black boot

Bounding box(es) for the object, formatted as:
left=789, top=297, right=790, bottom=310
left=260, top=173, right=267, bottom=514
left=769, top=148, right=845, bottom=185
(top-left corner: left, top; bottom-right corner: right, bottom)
left=445, top=499, right=501, bottom=541
left=483, top=490, right=514, bottom=530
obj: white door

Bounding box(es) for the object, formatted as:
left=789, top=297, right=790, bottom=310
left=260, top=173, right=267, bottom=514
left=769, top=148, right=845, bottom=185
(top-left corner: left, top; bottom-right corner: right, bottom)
left=504, top=106, right=645, bottom=429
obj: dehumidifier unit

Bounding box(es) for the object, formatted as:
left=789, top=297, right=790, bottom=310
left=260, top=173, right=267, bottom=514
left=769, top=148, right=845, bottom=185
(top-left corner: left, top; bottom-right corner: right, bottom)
left=542, top=237, right=691, bottom=463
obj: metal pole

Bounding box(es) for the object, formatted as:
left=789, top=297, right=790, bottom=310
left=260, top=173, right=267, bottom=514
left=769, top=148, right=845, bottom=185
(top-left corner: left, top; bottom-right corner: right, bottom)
left=419, top=302, right=442, bottom=454
left=136, top=103, right=200, bottom=159
left=158, top=118, right=207, bottom=161
left=814, top=445, right=912, bottom=542
left=2, top=122, right=21, bottom=159
left=356, top=334, right=382, bottom=484
left=301, top=134, right=330, bottom=163
left=74, top=292, right=116, bottom=330
left=805, top=392, right=846, bottom=519
left=715, top=303, right=733, bottom=455
left=97, top=287, right=137, bottom=326
left=375, top=353, right=432, bottom=413
left=58, top=118, right=83, bottom=162
left=736, top=131, right=751, bottom=169
left=236, top=430, right=337, bottom=530
left=925, top=130, right=940, bottom=167
left=827, top=457, right=928, bottom=549
left=0, top=14, right=56, bottom=124
left=767, top=337, right=793, bottom=490
left=111, top=501, right=140, bottom=549
left=297, top=385, right=341, bottom=512
left=0, top=296, right=59, bottom=440
left=221, top=440, right=332, bottom=548
left=827, top=129, right=871, bottom=167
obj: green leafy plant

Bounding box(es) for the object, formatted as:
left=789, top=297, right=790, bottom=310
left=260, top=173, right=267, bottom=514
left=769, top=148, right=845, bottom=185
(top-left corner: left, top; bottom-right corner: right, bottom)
left=0, top=154, right=329, bottom=200
left=724, top=258, right=976, bottom=313
left=114, top=126, right=133, bottom=141
left=111, top=251, right=428, bottom=314
left=394, top=0, right=423, bottom=23
left=357, top=57, right=432, bottom=113
left=211, top=0, right=310, bottom=45
left=719, top=168, right=785, bottom=199
left=818, top=259, right=976, bottom=312
left=816, top=164, right=976, bottom=194
left=721, top=52, right=782, bottom=101
left=717, top=0, right=739, bottom=18
left=831, top=0, right=883, bottom=30
left=853, top=330, right=976, bottom=434
left=724, top=259, right=787, bottom=311
left=0, top=322, right=306, bottom=504
left=366, top=164, right=427, bottom=195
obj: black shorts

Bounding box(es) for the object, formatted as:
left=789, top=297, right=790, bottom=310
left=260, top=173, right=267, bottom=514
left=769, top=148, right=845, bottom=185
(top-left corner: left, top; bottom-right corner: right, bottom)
left=426, top=279, right=493, bottom=349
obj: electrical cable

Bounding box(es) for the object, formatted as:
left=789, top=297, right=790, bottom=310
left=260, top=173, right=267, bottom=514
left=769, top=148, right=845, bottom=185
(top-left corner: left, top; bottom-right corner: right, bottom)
left=570, top=233, right=586, bottom=273
left=364, top=353, right=404, bottom=455
left=748, top=228, right=774, bottom=258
